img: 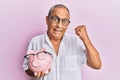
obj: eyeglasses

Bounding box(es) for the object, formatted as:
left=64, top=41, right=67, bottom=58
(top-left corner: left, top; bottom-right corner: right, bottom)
left=24, top=51, right=52, bottom=60
left=49, top=16, right=70, bottom=26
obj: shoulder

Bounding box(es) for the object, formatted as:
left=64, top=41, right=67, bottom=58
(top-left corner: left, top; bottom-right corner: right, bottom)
left=27, top=34, right=46, bottom=50
left=30, top=34, right=45, bottom=42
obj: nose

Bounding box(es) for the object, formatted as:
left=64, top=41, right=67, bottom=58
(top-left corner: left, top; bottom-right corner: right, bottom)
left=32, top=56, right=40, bottom=66
left=56, top=20, right=63, bottom=27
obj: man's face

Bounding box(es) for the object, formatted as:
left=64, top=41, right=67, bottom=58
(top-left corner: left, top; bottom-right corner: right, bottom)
left=46, top=7, right=70, bottom=40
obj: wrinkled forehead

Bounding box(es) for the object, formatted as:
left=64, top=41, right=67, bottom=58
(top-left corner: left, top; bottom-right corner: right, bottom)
left=51, top=7, right=70, bottom=19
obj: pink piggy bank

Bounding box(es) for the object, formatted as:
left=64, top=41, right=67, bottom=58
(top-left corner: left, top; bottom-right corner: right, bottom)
left=25, top=48, right=53, bottom=75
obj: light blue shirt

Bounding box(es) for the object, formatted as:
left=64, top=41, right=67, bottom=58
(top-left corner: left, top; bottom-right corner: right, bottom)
left=23, top=33, right=87, bottom=80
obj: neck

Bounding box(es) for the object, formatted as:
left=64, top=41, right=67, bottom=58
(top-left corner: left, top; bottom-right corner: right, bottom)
left=47, top=33, right=62, bottom=43
left=47, top=34, right=62, bottom=55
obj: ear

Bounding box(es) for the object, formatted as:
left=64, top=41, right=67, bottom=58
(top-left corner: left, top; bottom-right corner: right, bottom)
left=40, top=48, right=46, bottom=52
left=27, top=50, right=34, bottom=54
left=46, top=16, right=49, bottom=26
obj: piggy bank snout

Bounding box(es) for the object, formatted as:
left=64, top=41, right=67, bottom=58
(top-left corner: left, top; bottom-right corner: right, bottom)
left=29, top=54, right=52, bottom=73
left=32, top=59, right=41, bottom=67
left=32, top=55, right=46, bottom=67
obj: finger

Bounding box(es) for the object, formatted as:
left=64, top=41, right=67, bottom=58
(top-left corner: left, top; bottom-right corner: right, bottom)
left=75, top=25, right=85, bottom=29
left=40, top=71, right=45, bottom=77
left=75, top=26, right=83, bottom=32
left=48, top=68, right=51, bottom=72
left=37, top=72, right=41, bottom=78
left=75, top=26, right=80, bottom=31
left=34, top=72, right=37, bottom=77
left=75, top=28, right=81, bottom=36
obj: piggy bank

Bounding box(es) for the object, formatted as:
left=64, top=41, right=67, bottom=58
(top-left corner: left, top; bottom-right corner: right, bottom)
left=25, top=48, right=53, bottom=75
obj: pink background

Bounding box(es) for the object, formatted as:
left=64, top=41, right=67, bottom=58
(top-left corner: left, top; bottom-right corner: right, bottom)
left=0, top=0, right=120, bottom=80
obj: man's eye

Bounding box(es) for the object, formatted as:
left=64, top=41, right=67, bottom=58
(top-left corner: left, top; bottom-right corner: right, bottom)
left=53, top=17, right=58, bottom=22
left=63, top=19, right=68, bottom=23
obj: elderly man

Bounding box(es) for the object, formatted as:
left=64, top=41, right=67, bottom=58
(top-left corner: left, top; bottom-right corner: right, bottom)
left=23, top=4, right=102, bottom=80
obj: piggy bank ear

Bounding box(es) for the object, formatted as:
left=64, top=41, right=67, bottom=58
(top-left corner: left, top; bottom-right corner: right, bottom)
left=40, top=48, right=46, bottom=52
left=27, top=50, right=34, bottom=54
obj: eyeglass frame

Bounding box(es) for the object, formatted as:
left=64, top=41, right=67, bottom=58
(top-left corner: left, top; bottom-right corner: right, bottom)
left=24, top=51, right=53, bottom=59
left=49, top=15, right=70, bottom=26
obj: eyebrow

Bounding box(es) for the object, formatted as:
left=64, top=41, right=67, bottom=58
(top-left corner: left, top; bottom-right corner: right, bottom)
left=52, top=15, right=69, bottom=20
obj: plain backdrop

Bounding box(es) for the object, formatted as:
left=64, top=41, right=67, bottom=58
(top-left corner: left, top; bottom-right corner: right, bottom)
left=0, top=0, right=120, bottom=80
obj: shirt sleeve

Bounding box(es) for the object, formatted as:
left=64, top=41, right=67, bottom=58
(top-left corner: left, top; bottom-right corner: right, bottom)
left=22, top=39, right=33, bottom=71
left=75, top=36, right=87, bottom=65
left=22, top=58, right=29, bottom=71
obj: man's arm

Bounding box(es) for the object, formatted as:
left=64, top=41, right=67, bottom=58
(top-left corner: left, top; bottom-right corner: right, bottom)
left=75, top=25, right=102, bottom=69
left=25, top=69, right=50, bottom=78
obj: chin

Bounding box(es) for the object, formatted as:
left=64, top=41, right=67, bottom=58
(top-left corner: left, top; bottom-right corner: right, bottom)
left=54, top=35, right=63, bottom=40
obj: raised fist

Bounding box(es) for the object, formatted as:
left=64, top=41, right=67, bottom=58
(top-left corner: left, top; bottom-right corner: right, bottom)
left=75, top=25, right=88, bottom=41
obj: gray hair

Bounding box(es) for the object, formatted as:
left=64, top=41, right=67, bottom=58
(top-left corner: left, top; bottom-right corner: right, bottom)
left=48, top=4, right=70, bottom=17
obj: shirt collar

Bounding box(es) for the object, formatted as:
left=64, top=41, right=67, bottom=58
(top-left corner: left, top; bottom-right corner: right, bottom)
left=44, top=33, right=66, bottom=45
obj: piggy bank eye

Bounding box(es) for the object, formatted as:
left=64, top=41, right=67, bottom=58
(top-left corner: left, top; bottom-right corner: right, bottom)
left=37, top=53, right=46, bottom=60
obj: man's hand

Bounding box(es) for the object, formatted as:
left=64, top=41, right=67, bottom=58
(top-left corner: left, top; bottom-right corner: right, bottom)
left=34, top=71, right=46, bottom=78
left=34, top=68, right=51, bottom=78
left=26, top=68, right=51, bottom=78
left=75, top=25, right=88, bottom=41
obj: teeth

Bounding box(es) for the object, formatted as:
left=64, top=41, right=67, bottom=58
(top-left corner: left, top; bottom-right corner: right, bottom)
left=54, top=29, right=62, bottom=32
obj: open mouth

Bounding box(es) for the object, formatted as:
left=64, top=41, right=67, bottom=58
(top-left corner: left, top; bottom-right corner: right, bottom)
left=54, top=28, right=63, bottom=33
